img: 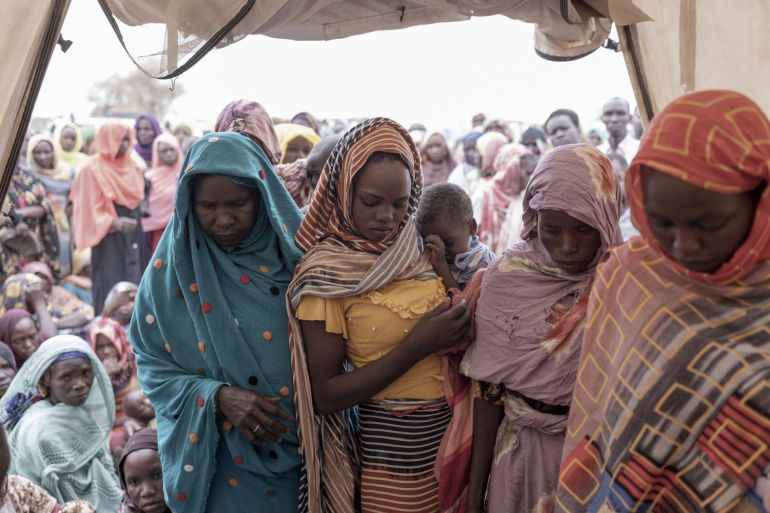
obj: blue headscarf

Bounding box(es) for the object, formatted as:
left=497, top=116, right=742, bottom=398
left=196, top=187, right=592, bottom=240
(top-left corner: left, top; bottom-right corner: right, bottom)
left=130, top=132, right=304, bottom=512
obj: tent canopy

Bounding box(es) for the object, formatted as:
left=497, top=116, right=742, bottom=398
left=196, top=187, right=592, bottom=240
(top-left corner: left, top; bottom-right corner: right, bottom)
left=99, top=0, right=649, bottom=77
left=2, top=0, right=769, bottom=201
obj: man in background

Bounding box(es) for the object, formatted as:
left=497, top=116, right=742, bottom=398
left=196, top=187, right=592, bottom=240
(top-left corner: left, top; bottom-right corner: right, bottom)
left=599, top=97, right=639, bottom=162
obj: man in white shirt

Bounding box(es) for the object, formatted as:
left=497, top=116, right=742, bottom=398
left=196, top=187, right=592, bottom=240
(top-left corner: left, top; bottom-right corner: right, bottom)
left=599, top=97, right=640, bottom=164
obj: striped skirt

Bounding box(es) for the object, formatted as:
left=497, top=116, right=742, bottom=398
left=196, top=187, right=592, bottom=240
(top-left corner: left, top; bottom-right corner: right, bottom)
left=359, top=398, right=451, bottom=513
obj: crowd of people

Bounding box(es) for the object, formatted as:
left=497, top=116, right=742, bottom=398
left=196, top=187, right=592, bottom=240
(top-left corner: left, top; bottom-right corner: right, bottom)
left=0, top=88, right=768, bottom=513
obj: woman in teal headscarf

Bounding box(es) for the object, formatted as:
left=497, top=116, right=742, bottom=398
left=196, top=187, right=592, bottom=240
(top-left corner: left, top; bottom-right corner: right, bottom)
left=129, top=132, right=304, bottom=513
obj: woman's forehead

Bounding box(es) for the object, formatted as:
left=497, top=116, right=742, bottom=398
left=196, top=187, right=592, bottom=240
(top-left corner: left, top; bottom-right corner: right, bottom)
left=50, top=358, right=91, bottom=374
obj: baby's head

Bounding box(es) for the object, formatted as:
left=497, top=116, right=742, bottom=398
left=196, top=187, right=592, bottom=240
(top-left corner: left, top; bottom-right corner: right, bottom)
left=416, top=183, right=476, bottom=260
left=123, top=389, right=156, bottom=423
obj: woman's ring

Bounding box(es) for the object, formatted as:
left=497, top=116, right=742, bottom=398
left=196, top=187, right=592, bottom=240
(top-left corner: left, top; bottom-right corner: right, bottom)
left=252, top=424, right=263, bottom=434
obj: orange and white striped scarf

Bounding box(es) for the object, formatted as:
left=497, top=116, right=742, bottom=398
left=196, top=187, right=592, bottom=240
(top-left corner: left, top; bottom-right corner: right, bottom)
left=288, top=118, right=438, bottom=513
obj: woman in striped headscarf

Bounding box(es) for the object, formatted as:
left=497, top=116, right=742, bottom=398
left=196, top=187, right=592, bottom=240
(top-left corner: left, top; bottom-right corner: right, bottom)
left=288, top=118, right=473, bottom=513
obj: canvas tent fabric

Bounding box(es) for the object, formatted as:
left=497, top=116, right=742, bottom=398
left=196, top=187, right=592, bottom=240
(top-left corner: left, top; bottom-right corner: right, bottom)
left=98, top=0, right=649, bottom=78
left=619, top=1, right=770, bottom=123
left=0, top=0, right=70, bottom=206
left=2, top=0, right=770, bottom=200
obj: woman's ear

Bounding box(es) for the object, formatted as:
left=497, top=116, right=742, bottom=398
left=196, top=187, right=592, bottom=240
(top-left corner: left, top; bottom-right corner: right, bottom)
left=40, top=369, right=51, bottom=388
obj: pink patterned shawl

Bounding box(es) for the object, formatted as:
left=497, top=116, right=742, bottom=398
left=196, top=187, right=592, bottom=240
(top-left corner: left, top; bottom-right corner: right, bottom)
left=477, top=143, right=527, bottom=254
left=143, top=134, right=182, bottom=233
left=214, top=99, right=282, bottom=165
left=461, top=144, right=622, bottom=513
left=463, top=142, right=622, bottom=402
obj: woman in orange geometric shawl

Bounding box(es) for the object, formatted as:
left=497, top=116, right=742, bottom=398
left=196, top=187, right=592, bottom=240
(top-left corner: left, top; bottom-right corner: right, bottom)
left=557, top=90, right=770, bottom=513
left=462, top=144, right=623, bottom=513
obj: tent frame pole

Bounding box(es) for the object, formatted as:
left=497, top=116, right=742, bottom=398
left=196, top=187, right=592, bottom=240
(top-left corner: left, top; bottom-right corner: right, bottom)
left=0, top=0, right=71, bottom=204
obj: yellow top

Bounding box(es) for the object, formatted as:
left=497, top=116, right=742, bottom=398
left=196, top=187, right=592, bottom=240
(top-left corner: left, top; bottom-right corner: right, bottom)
left=296, top=277, right=446, bottom=400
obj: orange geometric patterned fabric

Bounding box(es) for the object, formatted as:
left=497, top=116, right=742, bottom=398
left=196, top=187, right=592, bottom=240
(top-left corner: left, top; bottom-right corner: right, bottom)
left=557, top=90, right=770, bottom=513
left=556, top=239, right=770, bottom=513
left=626, top=90, right=770, bottom=284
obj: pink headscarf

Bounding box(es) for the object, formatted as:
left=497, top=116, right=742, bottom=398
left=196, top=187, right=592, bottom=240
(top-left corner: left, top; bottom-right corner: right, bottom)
left=143, top=133, right=183, bottom=233
left=214, top=99, right=282, bottom=165
left=88, top=316, right=135, bottom=391
left=462, top=144, right=623, bottom=403
left=476, top=132, right=509, bottom=177
left=477, top=143, right=527, bottom=253
left=70, top=122, right=145, bottom=249
left=420, top=131, right=456, bottom=187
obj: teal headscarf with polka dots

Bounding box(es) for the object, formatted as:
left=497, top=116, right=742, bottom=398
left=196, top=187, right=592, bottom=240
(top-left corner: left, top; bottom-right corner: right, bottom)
left=130, top=132, right=303, bottom=512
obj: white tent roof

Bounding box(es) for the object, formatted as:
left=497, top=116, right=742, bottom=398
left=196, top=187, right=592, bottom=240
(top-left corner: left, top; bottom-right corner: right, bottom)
left=2, top=0, right=769, bottom=198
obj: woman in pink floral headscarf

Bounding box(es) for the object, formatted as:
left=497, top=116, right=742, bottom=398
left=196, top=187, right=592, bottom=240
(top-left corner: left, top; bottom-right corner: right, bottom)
left=462, top=144, right=623, bottom=513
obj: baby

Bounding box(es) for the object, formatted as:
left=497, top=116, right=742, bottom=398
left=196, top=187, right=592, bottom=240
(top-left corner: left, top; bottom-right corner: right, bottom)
left=122, top=390, right=156, bottom=436
left=416, top=183, right=495, bottom=291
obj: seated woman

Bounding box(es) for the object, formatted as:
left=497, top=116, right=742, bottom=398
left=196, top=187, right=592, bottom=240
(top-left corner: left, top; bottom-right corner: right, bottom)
left=462, top=144, right=623, bottom=513
left=26, top=134, right=75, bottom=275
left=130, top=132, right=304, bottom=511
left=117, top=428, right=169, bottom=513
left=0, top=342, right=17, bottom=398
left=143, top=134, right=183, bottom=253
left=21, top=262, right=94, bottom=334
left=3, top=163, right=61, bottom=281
left=275, top=123, right=321, bottom=164
left=0, top=422, right=95, bottom=512
left=556, top=90, right=770, bottom=512
left=0, top=310, right=45, bottom=369
left=1, top=273, right=57, bottom=343
left=88, top=317, right=139, bottom=452
left=289, top=118, right=472, bottom=513
left=0, top=335, right=123, bottom=511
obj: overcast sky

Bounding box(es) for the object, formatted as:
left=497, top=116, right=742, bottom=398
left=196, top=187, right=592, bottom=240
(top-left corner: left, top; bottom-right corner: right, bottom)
left=34, top=1, right=636, bottom=134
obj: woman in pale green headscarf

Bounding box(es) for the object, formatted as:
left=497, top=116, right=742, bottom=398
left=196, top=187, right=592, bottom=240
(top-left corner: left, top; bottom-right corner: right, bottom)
left=130, top=131, right=304, bottom=512
left=0, top=335, right=122, bottom=512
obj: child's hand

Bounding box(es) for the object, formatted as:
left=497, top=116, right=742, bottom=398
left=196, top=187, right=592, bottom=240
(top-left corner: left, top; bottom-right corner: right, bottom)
left=123, top=418, right=146, bottom=438
left=425, top=235, right=448, bottom=270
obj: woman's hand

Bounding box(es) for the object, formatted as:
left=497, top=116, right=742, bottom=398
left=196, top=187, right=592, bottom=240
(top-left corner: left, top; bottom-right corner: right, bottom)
left=26, top=280, right=57, bottom=340
left=14, top=221, right=30, bottom=239
left=217, top=385, right=292, bottom=445
left=25, top=280, right=48, bottom=309
left=0, top=214, right=13, bottom=229
left=405, top=298, right=471, bottom=358
left=110, top=217, right=138, bottom=234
